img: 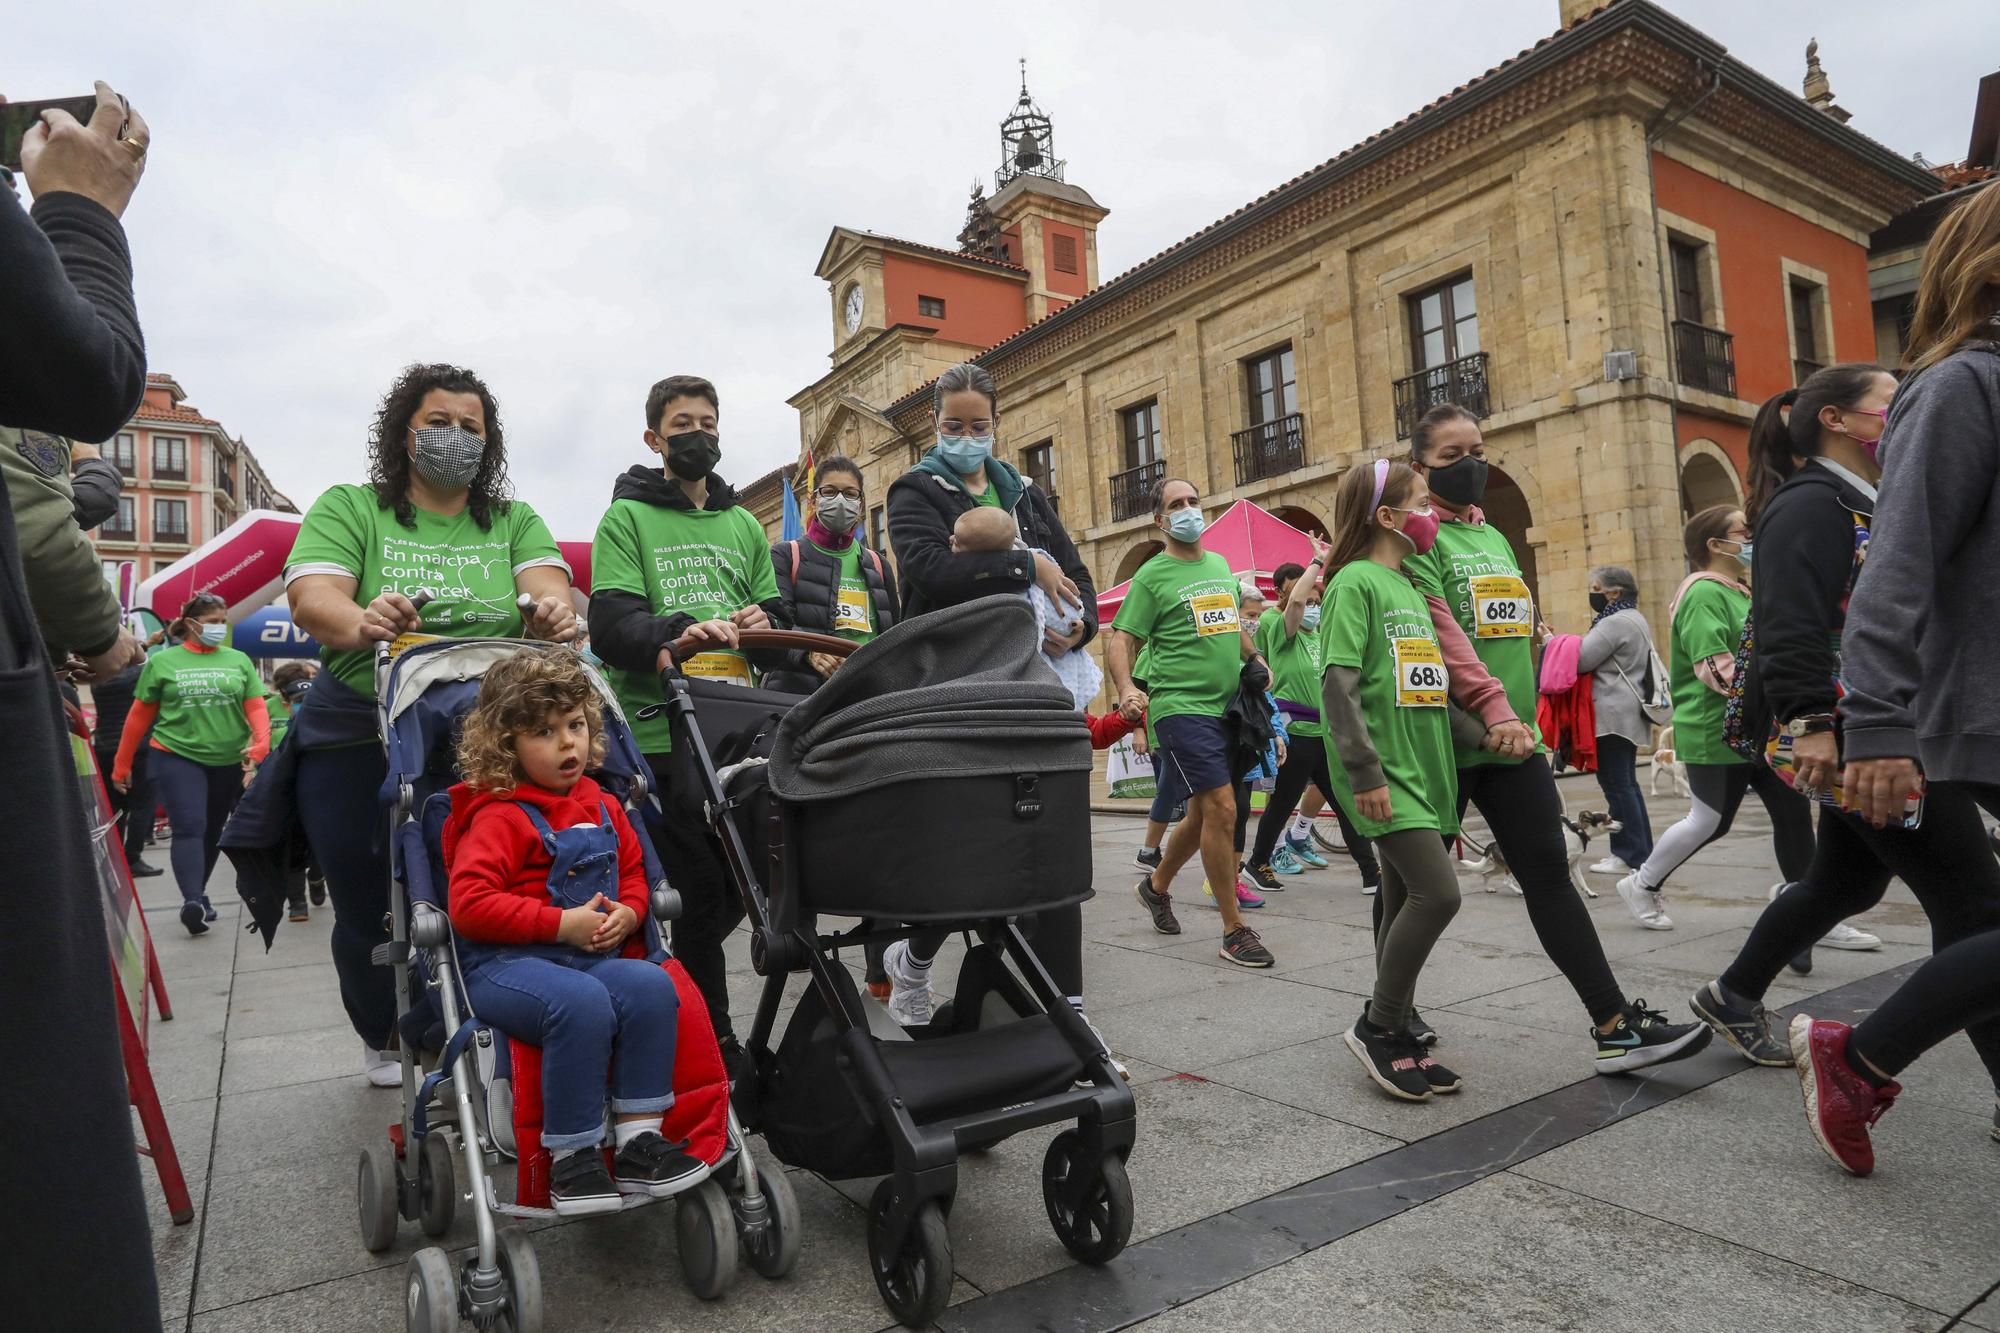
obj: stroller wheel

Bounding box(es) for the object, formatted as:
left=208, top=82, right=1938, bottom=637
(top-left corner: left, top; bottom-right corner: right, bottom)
left=404, top=1247, right=456, bottom=1333
left=1041, top=1131, right=1133, bottom=1265
left=742, top=1163, right=802, bottom=1280
left=358, top=1142, right=400, bottom=1252
left=867, top=1178, right=952, bottom=1329
left=494, top=1229, right=543, bottom=1333
left=675, top=1178, right=738, bottom=1300
left=417, top=1132, right=457, bottom=1238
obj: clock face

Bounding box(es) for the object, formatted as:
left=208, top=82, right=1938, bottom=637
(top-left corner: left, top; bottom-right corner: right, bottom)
left=843, top=284, right=864, bottom=333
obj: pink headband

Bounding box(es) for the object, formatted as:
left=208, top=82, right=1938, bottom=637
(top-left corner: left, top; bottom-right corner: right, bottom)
left=1369, top=458, right=1391, bottom=514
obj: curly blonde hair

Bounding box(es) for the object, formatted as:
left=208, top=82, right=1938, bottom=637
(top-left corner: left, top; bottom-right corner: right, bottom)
left=455, top=648, right=607, bottom=792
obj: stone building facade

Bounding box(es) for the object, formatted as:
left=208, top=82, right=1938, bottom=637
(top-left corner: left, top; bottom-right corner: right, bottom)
left=773, top=1, right=1938, bottom=648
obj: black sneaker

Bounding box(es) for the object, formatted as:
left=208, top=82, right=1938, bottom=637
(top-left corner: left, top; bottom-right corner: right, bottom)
left=1408, top=1009, right=1439, bottom=1047
left=1243, top=862, right=1283, bottom=894
left=1136, top=875, right=1181, bottom=935
left=1219, top=925, right=1274, bottom=968
left=1345, top=1018, right=1432, bottom=1101
left=179, top=901, right=208, bottom=936
left=1788, top=946, right=1814, bottom=976
left=1133, top=846, right=1163, bottom=872
left=549, top=1149, right=622, bottom=1216
left=1689, top=981, right=1792, bottom=1067
left=201, top=896, right=219, bottom=923
left=1594, top=998, right=1713, bottom=1075
left=307, top=872, right=327, bottom=906
left=1415, top=1047, right=1463, bottom=1094
left=613, top=1131, right=710, bottom=1197
left=130, top=859, right=164, bottom=878
left=288, top=898, right=310, bottom=923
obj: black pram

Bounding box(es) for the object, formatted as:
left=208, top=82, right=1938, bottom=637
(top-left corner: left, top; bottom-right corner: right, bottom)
left=653, top=597, right=1136, bottom=1328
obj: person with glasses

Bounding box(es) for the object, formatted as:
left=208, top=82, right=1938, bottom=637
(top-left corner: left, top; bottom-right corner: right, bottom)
left=765, top=453, right=897, bottom=693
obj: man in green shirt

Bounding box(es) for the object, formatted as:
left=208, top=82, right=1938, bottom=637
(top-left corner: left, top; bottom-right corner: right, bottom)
left=1106, top=478, right=1274, bottom=969
left=587, top=374, right=782, bottom=1052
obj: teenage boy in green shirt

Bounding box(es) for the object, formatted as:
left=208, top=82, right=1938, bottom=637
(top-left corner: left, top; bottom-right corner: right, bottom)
left=588, top=375, right=782, bottom=1056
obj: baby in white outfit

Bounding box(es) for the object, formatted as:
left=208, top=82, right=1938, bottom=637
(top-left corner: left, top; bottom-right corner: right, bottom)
left=950, top=508, right=1102, bottom=709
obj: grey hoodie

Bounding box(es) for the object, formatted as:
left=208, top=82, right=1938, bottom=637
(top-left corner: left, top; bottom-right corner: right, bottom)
left=1839, top=332, right=2000, bottom=784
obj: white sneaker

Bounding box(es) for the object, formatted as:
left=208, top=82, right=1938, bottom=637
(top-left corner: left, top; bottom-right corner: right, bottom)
left=1615, top=874, right=1674, bottom=930
left=1076, top=1009, right=1130, bottom=1082
left=363, top=1044, right=400, bottom=1088
left=1821, top=921, right=1883, bottom=951
left=882, top=940, right=934, bottom=1027
left=1589, top=856, right=1634, bottom=875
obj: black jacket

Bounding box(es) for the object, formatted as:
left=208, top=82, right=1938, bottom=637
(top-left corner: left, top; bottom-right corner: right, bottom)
left=70, top=455, right=122, bottom=530
left=884, top=467, right=1097, bottom=640
left=586, top=466, right=789, bottom=677
left=1749, top=464, right=1872, bottom=728
left=89, top=661, right=143, bottom=751
left=771, top=535, right=897, bottom=636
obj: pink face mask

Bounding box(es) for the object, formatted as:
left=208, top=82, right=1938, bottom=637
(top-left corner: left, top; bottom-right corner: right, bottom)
left=1394, top=507, right=1440, bottom=555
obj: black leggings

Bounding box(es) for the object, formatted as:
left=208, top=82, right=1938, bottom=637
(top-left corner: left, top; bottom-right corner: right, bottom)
left=641, top=752, right=749, bottom=1042
left=906, top=902, right=1084, bottom=1000
left=1721, top=781, right=2000, bottom=1084
left=1232, top=780, right=1252, bottom=856
left=1636, top=761, right=1815, bottom=891
left=1246, top=732, right=1380, bottom=884
left=1851, top=926, right=2000, bottom=1080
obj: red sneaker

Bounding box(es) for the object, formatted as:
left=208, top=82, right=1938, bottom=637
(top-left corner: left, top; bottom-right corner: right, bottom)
left=1789, top=1014, right=1900, bottom=1177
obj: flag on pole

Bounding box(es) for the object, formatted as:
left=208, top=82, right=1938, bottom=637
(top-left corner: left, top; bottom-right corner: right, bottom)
left=780, top=465, right=803, bottom=541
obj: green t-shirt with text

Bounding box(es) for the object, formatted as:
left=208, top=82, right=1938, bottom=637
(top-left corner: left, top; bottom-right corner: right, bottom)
left=1319, top=560, right=1458, bottom=838
left=592, top=499, right=780, bottom=753
left=264, top=680, right=292, bottom=747
left=1403, top=518, right=1544, bottom=768
left=1670, top=577, right=1750, bottom=767
left=1254, top=608, right=1324, bottom=740
left=813, top=539, right=877, bottom=644
left=136, top=643, right=262, bottom=767
left=286, top=484, right=566, bottom=698
left=1111, top=550, right=1243, bottom=729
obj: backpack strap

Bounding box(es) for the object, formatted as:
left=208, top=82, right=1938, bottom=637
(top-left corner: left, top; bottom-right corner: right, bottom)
left=785, top=540, right=801, bottom=586
left=511, top=801, right=559, bottom=856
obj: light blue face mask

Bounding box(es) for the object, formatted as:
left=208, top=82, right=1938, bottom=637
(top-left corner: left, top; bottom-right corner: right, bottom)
left=196, top=621, right=228, bottom=647
left=1164, top=507, right=1206, bottom=544
left=935, top=434, right=993, bottom=475
left=1301, top=604, right=1322, bottom=631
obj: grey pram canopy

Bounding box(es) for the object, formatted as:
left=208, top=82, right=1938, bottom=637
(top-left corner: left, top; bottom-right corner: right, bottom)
left=766, top=597, right=1092, bottom=803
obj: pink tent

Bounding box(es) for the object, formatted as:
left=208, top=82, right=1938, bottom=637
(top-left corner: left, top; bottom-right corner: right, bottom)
left=1095, top=499, right=1320, bottom=620
left=136, top=509, right=599, bottom=621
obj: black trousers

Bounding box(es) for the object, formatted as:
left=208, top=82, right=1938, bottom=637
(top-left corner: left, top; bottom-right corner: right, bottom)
left=1245, top=732, right=1380, bottom=884
left=1722, top=781, right=2000, bottom=1084
left=642, top=753, right=748, bottom=1042
left=98, top=741, right=153, bottom=869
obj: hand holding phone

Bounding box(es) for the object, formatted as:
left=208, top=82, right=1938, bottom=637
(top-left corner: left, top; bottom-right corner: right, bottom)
left=7, top=82, right=148, bottom=217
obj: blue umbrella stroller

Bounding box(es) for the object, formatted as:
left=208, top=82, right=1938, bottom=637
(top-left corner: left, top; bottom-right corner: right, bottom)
left=653, top=601, right=1138, bottom=1328
left=353, top=624, right=799, bottom=1332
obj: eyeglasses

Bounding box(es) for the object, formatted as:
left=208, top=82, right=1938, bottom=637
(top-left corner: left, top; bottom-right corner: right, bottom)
left=937, top=420, right=994, bottom=436
left=816, top=485, right=862, bottom=501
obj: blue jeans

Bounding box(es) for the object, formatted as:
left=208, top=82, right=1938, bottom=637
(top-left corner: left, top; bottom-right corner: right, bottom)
left=463, top=949, right=680, bottom=1151
left=150, top=747, right=242, bottom=906
left=1593, top=736, right=1654, bottom=867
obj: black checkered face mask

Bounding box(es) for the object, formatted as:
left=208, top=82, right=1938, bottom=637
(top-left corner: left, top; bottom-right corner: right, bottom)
left=408, top=426, right=486, bottom=489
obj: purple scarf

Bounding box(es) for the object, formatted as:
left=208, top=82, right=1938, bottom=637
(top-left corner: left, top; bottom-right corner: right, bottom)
left=806, top=517, right=855, bottom=551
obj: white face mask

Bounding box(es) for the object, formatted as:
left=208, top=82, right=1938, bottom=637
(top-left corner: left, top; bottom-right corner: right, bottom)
left=196, top=621, right=228, bottom=647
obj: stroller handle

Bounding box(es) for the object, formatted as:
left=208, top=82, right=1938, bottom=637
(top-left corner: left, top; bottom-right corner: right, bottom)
left=664, top=627, right=861, bottom=665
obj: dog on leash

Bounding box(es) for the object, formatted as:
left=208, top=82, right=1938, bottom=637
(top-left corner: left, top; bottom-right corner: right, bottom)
left=1457, top=810, right=1622, bottom=899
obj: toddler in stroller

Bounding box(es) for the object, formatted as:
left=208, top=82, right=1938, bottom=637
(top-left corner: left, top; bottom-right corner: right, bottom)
left=356, top=630, right=797, bottom=1333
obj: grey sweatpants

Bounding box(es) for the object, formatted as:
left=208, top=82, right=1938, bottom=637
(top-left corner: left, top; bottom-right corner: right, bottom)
left=1368, top=828, right=1462, bottom=1032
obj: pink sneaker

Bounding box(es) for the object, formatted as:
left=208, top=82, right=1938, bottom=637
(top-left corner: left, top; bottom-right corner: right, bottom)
left=1790, top=1014, right=1900, bottom=1176
left=1200, top=878, right=1266, bottom=909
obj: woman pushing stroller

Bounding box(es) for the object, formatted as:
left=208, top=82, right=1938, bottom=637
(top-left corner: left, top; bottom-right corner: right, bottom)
left=443, top=649, right=706, bottom=1214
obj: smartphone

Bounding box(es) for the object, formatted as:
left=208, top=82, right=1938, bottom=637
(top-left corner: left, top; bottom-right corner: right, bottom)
left=1764, top=732, right=1925, bottom=829
left=1, top=96, right=102, bottom=171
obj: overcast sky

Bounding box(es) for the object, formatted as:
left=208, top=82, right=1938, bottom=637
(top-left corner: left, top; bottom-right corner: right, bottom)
left=9, top=1, right=1991, bottom=539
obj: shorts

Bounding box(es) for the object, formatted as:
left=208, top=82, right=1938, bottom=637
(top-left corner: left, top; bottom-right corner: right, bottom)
left=1153, top=713, right=1234, bottom=806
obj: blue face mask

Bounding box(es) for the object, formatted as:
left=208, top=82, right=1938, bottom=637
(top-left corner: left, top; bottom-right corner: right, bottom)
left=934, top=434, right=993, bottom=475
left=196, top=621, right=228, bottom=647
left=1301, top=604, right=1322, bottom=631
left=1164, top=507, right=1206, bottom=544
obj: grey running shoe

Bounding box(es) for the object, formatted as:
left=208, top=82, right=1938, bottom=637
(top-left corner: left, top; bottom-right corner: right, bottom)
left=1134, top=846, right=1163, bottom=872
left=1690, top=981, right=1792, bottom=1066
left=1219, top=925, right=1274, bottom=968
left=1136, top=875, right=1181, bottom=935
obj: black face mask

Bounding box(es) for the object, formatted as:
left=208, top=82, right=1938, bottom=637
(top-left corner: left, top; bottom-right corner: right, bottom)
left=1425, top=455, right=1489, bottom=508
left=663, top=429, right=720, bottom=482
left=1588, top=592, right=1610, bottom=614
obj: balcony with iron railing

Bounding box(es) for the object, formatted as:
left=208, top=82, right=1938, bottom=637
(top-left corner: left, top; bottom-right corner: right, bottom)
left=98, top=521, right=137, bottom=543
left=1231, top=413, right=1306, bottom=486
left=1393, top=352, right=1490, bottom=440
left=1672, top=320, right=1736, bottom=398
left=1108, top=458, right=1166, bottom=523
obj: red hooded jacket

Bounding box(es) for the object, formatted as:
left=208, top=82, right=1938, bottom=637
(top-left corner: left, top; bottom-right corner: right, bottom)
left=443, top=775, right=650, bottom=947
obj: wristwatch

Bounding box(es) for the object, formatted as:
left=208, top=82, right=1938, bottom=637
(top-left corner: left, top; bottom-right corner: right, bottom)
left=1786, top=715, right=1836, bottom=737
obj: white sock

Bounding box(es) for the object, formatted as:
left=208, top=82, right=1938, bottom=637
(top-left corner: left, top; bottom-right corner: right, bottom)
left=613, top=1119, right=654, bottom=1151
left=1067, top=996, right=1085, bottom=1012
left=905, top=947, right=934, bottom=972
left=1289, top=814, right=1312, bottom=840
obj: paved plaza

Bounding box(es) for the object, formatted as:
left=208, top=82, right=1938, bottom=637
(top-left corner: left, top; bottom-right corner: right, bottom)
left=137, top=776, right=1999, bottom=1332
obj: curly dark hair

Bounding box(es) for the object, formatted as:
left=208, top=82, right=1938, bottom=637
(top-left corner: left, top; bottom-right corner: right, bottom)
left=455, top=648, right=606, bottom=792
left=367, top=363, right=514, bottom=530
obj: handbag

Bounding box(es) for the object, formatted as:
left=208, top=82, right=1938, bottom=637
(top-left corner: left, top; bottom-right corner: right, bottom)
left=1612, top=640, right=1675, bottom=728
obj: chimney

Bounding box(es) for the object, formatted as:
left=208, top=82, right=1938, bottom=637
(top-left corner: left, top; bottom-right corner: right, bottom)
left=1559, top=0, right=1601, bottom=27
left=1802, top=38, right=1853, bottom=124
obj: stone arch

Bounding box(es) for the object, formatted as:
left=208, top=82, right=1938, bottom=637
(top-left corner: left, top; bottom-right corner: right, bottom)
left=1678, top=440, right=1742, bottom=518
left=1112, top=538, right=1163, bottom=585
left=1481, top=463, right=1541, bottom=617
left=1269, top=504, right=1330, bottom=542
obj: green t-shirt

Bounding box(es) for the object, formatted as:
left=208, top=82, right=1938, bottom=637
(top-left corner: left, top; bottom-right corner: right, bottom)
left=1403, top=518, right=1544, bottom=769
left=286, top=484, right=566, bottom=698
left=136, top=643, right=262, bottom=767
left=812, top=539, right=877, bottom=644
left=264, top=681, right=292, bottom=747
left=1670, top=577, right=1750, bottom=767
left=1318, top=560, right=1458, bottom=838
left=1254, top=608, right=1324, bottom=739
left=592, top=499, right=780, bottom=753
left=1111, top=550, right=1244, bottom=729
left=971, top=485, right=1002, bottom=509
